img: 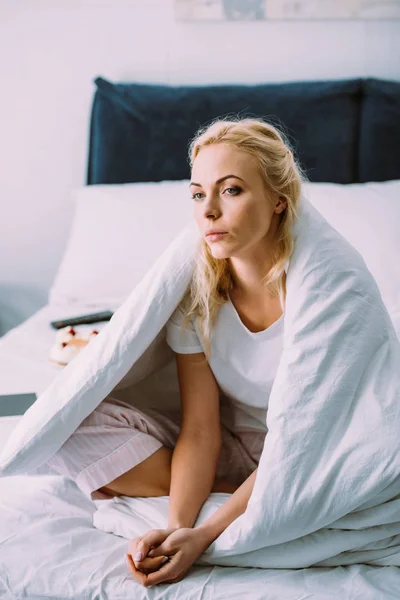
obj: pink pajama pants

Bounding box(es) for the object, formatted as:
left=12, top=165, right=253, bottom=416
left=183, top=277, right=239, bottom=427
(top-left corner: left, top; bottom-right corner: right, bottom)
left=46, top=395, right=266, bottom=501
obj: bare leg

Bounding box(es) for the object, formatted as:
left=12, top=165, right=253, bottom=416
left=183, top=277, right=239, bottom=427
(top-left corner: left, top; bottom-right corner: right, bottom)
left=97, top=446, right=239, bottom=498
left=98, top=446, right=173, bottom=497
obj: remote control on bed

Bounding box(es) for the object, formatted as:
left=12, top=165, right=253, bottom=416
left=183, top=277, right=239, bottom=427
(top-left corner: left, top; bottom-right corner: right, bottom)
left=0, top=393, right=38, bottom=417
left=50, top=310, right=114, bottom=330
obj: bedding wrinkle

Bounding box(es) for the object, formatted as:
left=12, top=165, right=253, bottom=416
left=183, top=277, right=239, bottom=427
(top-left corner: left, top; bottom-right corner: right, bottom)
left=2, top=195, right=400, bottom=568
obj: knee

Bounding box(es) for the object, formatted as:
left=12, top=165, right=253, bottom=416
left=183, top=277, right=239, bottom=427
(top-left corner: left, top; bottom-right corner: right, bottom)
left=97, top=482, right=169, bottom=498
left=97, top=485, right=123, bottom=497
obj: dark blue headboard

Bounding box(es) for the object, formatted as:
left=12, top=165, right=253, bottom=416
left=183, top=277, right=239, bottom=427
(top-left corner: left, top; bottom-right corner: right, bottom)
left=87, top=76, right=400, bottom=186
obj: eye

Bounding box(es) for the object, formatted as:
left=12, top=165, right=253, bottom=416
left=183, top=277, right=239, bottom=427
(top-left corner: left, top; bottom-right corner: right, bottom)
left=190, top=187, right=241, bottom=201
left=191, top=192, right=203, bottom=200
left=225, top=186, right=240, bottom=195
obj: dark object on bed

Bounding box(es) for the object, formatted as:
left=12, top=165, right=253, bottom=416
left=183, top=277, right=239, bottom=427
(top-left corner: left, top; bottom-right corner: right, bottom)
left=87, top=76, right=400, bottom=187
left=50, top=310, right=114, bottom=330
left=0, top=393, right=37, bottom=417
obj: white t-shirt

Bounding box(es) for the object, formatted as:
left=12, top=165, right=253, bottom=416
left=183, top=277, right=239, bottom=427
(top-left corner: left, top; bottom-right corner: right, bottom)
left=166, top=294, right=284, bottom=434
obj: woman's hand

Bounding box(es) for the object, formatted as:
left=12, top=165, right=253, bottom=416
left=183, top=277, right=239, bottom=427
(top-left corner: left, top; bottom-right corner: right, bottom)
left=127, top=528, right=178, bottom=576
left=125, top=527, right=212, bottom=587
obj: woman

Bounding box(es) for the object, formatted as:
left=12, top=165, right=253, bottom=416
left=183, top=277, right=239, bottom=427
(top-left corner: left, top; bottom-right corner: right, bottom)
left=47, top=116, right=306, bottom=587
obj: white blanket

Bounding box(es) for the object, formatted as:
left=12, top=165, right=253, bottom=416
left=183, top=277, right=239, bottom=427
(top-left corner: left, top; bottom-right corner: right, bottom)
left=1, top=194, right=400, bottom=569
left=4, top=477, right=400, bottom=600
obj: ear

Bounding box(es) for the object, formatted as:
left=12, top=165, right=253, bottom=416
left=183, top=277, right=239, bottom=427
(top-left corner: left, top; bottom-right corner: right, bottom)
left=275, top=196, right=287, bottom=213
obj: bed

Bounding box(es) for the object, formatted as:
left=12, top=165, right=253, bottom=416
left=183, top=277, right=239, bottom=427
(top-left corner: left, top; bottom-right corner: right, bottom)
left=0, top=75, right=399, bottom=599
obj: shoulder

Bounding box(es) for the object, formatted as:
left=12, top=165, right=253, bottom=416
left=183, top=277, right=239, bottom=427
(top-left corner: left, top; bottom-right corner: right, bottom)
left=166, top=295, right=203, bottom=354
left=169, top=295, right=194, bottom=326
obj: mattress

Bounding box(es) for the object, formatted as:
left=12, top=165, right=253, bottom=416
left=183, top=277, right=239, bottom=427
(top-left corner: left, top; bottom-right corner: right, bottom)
left=1, top=304, right=400, bottom=599
left=0, top=301, right=114, bottom=397
left=0, top=302, right=110, bottom=458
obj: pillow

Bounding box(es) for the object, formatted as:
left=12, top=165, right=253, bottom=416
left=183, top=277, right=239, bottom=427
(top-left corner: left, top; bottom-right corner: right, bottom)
left=48, top=180, right=194, bottom=307
left=303, top=180, right=400, bottom=337
left=359, top=79, right=400, bottom=183
left=88, top=76, right=362, bottom=185
left=49, top=179, right=399, bottom=337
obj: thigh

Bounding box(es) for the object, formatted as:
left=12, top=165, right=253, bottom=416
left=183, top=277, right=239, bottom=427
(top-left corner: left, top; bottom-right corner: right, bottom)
left=215, top=426, right=266, bottom=487
left=95, top=396, right=182, bottom=447
left=139, top=408, right=266, bottom=488
left=46, top=396, right=181, bottom=479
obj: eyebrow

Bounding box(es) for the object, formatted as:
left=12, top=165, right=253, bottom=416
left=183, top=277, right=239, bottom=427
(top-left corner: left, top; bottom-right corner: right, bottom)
left=189, top=174, right=245, bottom=188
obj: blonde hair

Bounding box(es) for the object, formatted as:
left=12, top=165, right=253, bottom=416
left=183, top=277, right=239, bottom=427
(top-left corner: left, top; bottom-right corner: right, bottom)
left=179, top=116, right=308, bottom=361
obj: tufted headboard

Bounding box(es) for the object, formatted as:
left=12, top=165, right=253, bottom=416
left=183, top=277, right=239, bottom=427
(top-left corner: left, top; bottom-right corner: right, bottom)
left=87, top=76, right=400, bottom=186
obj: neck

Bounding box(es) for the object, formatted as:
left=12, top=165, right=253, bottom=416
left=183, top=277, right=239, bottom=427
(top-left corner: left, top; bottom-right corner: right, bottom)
left=228, top=250, right=276, bottom=298
left=228, top=214, right=284, bottom=297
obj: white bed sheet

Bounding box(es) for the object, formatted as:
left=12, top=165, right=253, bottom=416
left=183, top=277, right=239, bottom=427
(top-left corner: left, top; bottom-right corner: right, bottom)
left=2, top=475, right=400, bottom=600
left=0, top=301, right=114, bottom=396
left=1, top=305, right=400, bottom=599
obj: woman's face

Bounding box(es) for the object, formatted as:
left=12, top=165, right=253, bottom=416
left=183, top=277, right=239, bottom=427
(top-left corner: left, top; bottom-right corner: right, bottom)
left=189, top=143, right=286, bottom=260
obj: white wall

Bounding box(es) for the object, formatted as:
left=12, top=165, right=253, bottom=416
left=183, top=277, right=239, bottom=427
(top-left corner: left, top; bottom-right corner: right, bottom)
left=0, top=0, right=399, bottom=335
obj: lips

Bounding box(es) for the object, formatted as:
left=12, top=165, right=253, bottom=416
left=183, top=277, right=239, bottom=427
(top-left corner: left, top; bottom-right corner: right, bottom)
left=206, top=231, right=227, bottom=236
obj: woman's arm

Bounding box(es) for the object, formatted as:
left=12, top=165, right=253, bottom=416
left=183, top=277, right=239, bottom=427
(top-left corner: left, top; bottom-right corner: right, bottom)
left=132, top=468, right=258, bottom=587
left=168, top=350, right=222, bottom=529
left=168, top=430, right=221, bottom=529
left=195, top=468, right=257, bottom=545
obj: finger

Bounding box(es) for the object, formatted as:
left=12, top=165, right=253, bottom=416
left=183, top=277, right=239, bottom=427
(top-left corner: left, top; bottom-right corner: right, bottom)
left=126, top=553, right=170, bottom=587
left=127, top=536, right=145, bottom=559
left=134, top=530, right=167, bottom=564
left=125, top=554, right=147, bottom=587
left=147, top=541, right=170, bottom=559
left=143, top=554, right=180, bottom=587
left=137, top=556, right=169, bottom=575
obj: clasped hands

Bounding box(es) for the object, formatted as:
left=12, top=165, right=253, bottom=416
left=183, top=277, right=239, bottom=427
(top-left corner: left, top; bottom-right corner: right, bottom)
left=125, top=526, right=212, bottom=587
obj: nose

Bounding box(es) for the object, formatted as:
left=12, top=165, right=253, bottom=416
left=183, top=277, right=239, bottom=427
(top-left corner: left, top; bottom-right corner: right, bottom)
left=203, top=191, right=221, bottom=220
